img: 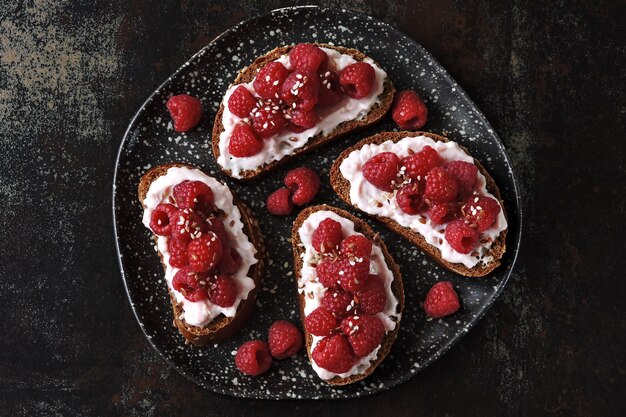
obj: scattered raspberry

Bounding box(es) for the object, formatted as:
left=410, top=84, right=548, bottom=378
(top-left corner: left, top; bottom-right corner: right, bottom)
left=322, top=289, right=354, bottom=318
left=317, top=70, right=343, bottom=107
left=251, top=100, right=287, bottom=139
left=208, top=274, right=237, bottom=307
left=316, top=259, right=339, bottom=289
left=268, top=320, right=303, bottom=360
left=168, top=238, right=189, bottom=269
left=216, top=247, right=242, bottom=275
left=284, top=167, right=320, bottom=206
left=288, top=108, right=318, bottom=129
left=396, top=181, right=425, bottom=215
left=444, top=219, right=479, bottom=254
left=227, top=85, right=257, bottom=118
left=339, top=235, right=372, bottom=260
left=228, top=123, right=263, bottom=157
left=423, top=281, right=460, bottom=318
left=305, top=307, right=338, bottom=337
left=166, top=94, right=203, bottom=132
left=444, top=161, right=478, bottom=197
left=312, top=218, right=344, bottom=253
left=170, top=208, right=205, bottom=244
left=311, top=334, right=356, bottom=373
left=339, top=62, right=376, bottom=99
left=289, top=43, right=328, bottom=73
left=187, top=232, right=223, bottom=272
left=205, top=216, right=229, bottom=246
left=235, top=340, right=272, bottom=376
left=281, top=70, right=319, bottom=111
left=400, top=145, right=441, bottom=180
left=173, top=180, right=214, bottom=213
left=335, top=256, right=369, bottom=292
left=424, top=167, right=459, bottom=204
left=150, top=203, right=177, bottom=236
left=266, top=188, right=294, bottom=216
left=462, top=195, right=501, bottom=232
left=253, top=61, right=290, bottom=100
left=340, top=315, right=385, bottom=357
left=391, top=90, right=428, bottom=130
left=362, top=152, right=400, bottom=192
left=172, top=266, right=208, bottom=302
left=428, top=202, right=460, bottom=225
left=355, top=274, right=387, bottom=315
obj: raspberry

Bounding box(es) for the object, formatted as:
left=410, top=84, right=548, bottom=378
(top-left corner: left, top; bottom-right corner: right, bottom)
left=423, top=281, right=460, bottom=318
left=208, top=274, right=237, bottom=307
left=172, top=266, right=208, bottom=302
left=284, top=167, right=320, bottom=206
left=170, top=208, right=205, bottom=244
left=316, top=259, right=339, bottom=289
left=216, top=247, right=242, bottom=275
left=355, top=274, right=387, bottom=315
left=268, top=320, right=303, bottom=360
left=266, top=188, right=294, bottom=216
left=339, top=62, right=375, bottom=99
left=150, top=203, right=177, bottom=236
left=444, top=219, right=479, bottom=254
left=252, top=100, right=287, bottom=139
left=391, top=90, right=428, bottom=130
left=322, top=289, right=354, bottom=318
left=228, top=123, right=263, bottom=157
left=166, top=94, right=203, bottom=132
left=444, top=161, right=478, bottom=197
left=173, top=180, right=214, bottom=213
left=317, top=70, right=343, bottom=107
left=227, top=85, right=256, bottom=118
left=205, top=216, right=229, bottom=246
left=235, top=340, right=272, bottom=376
left=362, top=152, right=400, bottom=192
left=253, top=61, right=289, bottom=100
left=311, top=334, right=356, bottom=373
left=335, top=256, right=369, bottom=292
left=305, top=307, right=337, bottom=336
left=400, top=146, right=441, bottom=180
left=396, top=181, right=425, bottom=215
left=339, top=235, right=372, bottom=260
left=168, top=238, right=189, bottom=269
left=462, top=195, right=501, bottom=232
left=424, top=167, right=459, bottom=204
left=312, top=218, right=343, bottom=253
left=187, top=232, right=223, bottom=272
left=287, top=122, right=307, bottom=133
left=428, top=202, right=461, bottom=225
left=281, top=70, right=319, bottom=111
left=289, top=43, right=328, bottom=73
left=288, top=108, right=318, bottom=129
left=340, top=315, right=384, bottom=357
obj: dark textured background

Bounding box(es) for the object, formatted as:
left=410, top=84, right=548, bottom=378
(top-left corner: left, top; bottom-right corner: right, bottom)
left=1, top=0, right=624, bottom=416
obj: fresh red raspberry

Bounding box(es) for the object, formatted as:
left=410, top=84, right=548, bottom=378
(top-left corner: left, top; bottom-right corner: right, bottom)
left=253, top=61, right=289, bottom=100
left=444, top=219, right=479, bottom=254
left=428, top=202, right=461, bottom=225
left=227, top=85, right=256, bottom=118
left=335, top=256, right=369, bottom=292
left=444, top=161, right=478, bottom=197
left=396, top=181, right=425, bottom=215
left=311, top=334, right=356, bottom=373
left=205, top=216, right=229, bottom=246
left=391, top=90, right=428, bottom=130
left=400, top=145, right=441, bottom=180
left=173, top=180, right=214, bottom=213
left=317, top=70, right=343, bottom=107
left=281, top=70, right=319, bottom=111
left=266, top=188, right=294, bottom=216
left=339, top=62, right=375, bottom=99
left=322, top=289, right=354, bottom=318
left=362, top=152, right=400, bottom=192
left=316, top=259, right=339, bottom=289
left=284, top=167, right=320, bottom=206
left=187, top=232, right=223, bottom=272
left=424, top=167, right=459, bottom=204
left=251, top=100, right=287, bottom=139
left=355, top=274, right=386, bottom=315
left=462, top=195, right=501, bottom=232
left=339, top=235, right=372, bottom=260
left=340, top=315, right=385, bottom=357
left=150, top=203, right=177, bottom=236
left=287, top=122, right=307, bottom=133
left=172, top=266, right=208, bottom=302
left=268, top=320, right=303, bottom=360
left=289, top=43, right=329, bottom=73
left=166, top=94, right=203, bottom=132
left=235, top=340, right=272, bottom=376
left=288, top=108, right=318, bottom=129
left=170, top=208, right=205, bottom=244
left=228, top=123, right=263, bottom=157
left=168, top=238, right=189, bottom=269
left=208, top=274, right=237, bottom=307
left=423, top=281, right=460, bottom=318
left=312, top=218, right=344, bottom=253
left=305, top=307, right=338, bottom=337
left=216, top=247, right=241, bottom=275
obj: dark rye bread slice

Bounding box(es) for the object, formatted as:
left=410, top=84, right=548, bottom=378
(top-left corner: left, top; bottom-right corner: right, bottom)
left=138, top=163, right=264, bottom=346
left=212, top=43, right=395, bottom=180
left=292, top=205, right=404, bottom=385
left=330, top=131, right=507, bottom=277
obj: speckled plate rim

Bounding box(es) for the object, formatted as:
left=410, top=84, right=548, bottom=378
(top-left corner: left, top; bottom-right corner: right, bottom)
left=112, top=5, right=523, bottom=399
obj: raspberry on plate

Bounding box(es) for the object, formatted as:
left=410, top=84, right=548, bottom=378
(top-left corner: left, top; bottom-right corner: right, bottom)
left=228, top=123, right=263, bottom=157
left=322, top=289, right=354, bottom=318
left=311, top=334, right=356, bottom=374
left=170, top=208, right=205, bottom=244
left=288, top=108, right=318, bottom=129
left=423, top=281, right=460, bottom=318
left=424, top=167, right=459, bottom=204
left=208, top=274, right=237, bottom=307
left=150, top=203, right=177, bottom=236
left=227, top=85, right=257, bottom=118
left=251, top=100, right=287, bottom=139
left=428, top=202, right=460, bottom=225
left=462, top=195, right=501, bottom=232
left=340, top=315, right=385, bottom=357
left=281, top=69, right=319, bottom=111
left=391, top=90, right=428, bottom=130
left=335, top=256, right=369, bottom=292
left=444, top=160, right=478, bottom=197
left=400, top=145, right=441, bottom=180
left=253, top=61, right=290, bottom=100
left=316, top=259, right=340, bottom=289
left=355, top=274, right=387, bottom=315
left=317, top=70, right=343, bottom=107
left=305, top=307, right=338, bottom=337
left=173, top=180, right=214, bottom=213
left=289, top=43, right=329, bottom=73
left=396, top=181, right=425, bottom=215
left=284, top=167, right=320, bottom=206
left=340, top=235, right=372, bottom=260
left=312, top=218, right=344, bottom=253
left=339, top=62, right=376, bottom=99
left=235, top=340, right=272, bottom=376
left=166, top=94, right=203, bottom=132
left=266, top=187, right=294, bottom=216
left=187, top=232, right=223, bottom=272
left=362, top=152, right=400, bottom=192
left=444, top=219, right=479, bottom=254
left=216, top=247, right=242, bottom=275
left=168, top=237, right=189, bottom=269
left=268, top=320, right=303, bottom=360
left=172, top=266, right=208, bottom=302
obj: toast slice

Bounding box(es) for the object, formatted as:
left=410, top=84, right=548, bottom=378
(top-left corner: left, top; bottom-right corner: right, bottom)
left=330, top=131, right=507, bottom=277
left=212, top=43, right=395, bottom=180
left=138, top=163, right=264, bottom=345
left=292, top=205, right=404, bottom=385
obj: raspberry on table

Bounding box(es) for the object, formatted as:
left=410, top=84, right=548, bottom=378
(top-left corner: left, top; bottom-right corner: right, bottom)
left=150, top=203, right=177, bottom=236
left=208, top=274, right=237, bottom=307
left=339, top=62, right=376, bottom=99
left=391, top=90, right=428, bottom=130
left=284, top=167, right=320, bottom=206
left=400, top=145, right=441, bottom=180
left=266, top=187, right=294, bottom=216
left=444, top=161, right=478, bottom=197
left=428, top=202, right=460, bottom=225
left=305, top=307, right=338, bottom=337
left=462, top=195, right=501, bottom=232
left=340, top=315, right=385, bottom=357
left=187, top=232, right=223, bottom=272
left=424, top=167, right=459, bottom=204
left=227, top=85, right=257, bottom=118
left=396, top=181, right=425, bottom=215
left=173, top=180, right=214, bottom=213
left=444, top=219, right=479, bottom=254
left=216, top=247, right=241, bottom=275
left=312, top=218, right=344, bottom=253
left=362, top=152, right=400, bottom=192
left=340, top=235, right=372, bottom=260
left=253, top=61, right=290, bottom=100
left=251, top=99, right=287, bottom=139
left=316, top=259, right=340, bottom=289
left=289, top=43, right=329, bottom=73
left=311, top=334, right=356, bottom=374
left=170, top=208, right=205, bottom=244
left=335, top=256, right=369, bottom=292
left=317, top=70, right=343, bottom=107
left=288, top=108, right=318, bottom=129
left=235, top=340, right=272, bottom=376
left=355, top=274, right=387, bottom=315
left=281, top=69, right=319, bottom=111
left=423, top=281, right=460, bottom=318
left=168, top=237, right=189, bottom=269
left=322, top=289, right=355, bottom=318
left=268, top=320, right=303, bottom=360
left=166, top=94, right=203, bottom=132
left=228, top=123, right=263, bottom=157
left=172, top=266, right=208, bottom=302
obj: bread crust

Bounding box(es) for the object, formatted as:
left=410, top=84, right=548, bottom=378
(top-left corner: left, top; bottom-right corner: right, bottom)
left=212, top=44, right=395, bottom=180
left=330, top=131, right=507, bottom=277
left=291, top=205, right=404, bottom=385
left=138, top=163, right=264, bottom=346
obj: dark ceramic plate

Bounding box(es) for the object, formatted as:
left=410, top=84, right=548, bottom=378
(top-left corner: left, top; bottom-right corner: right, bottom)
left=113, top=6, right=522, bottom=399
